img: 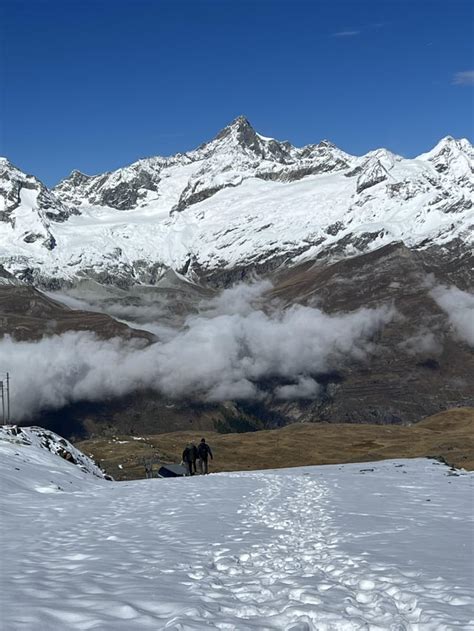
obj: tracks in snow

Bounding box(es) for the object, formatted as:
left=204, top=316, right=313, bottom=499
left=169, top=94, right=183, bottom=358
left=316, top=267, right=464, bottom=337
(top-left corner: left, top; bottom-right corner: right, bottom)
left=172, top=472, right=463, bottom=630
left=3, top=464, right=471, bottom=630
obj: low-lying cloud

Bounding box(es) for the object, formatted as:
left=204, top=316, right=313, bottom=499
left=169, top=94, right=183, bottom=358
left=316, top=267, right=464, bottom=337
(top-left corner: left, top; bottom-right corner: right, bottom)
left=3, top=282, right=396, bottom=420
left=430, top=285, right=474, bottom=347
left=398, top=329, right=443, bottom=357
left=47, top=289, right=171, bottom=326
left=274, top=377, right=322, bottom=400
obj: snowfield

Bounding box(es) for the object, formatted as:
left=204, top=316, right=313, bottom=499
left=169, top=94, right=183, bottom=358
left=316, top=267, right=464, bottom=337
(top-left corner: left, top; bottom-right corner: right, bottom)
left=0, top=429, right=473, bottom=630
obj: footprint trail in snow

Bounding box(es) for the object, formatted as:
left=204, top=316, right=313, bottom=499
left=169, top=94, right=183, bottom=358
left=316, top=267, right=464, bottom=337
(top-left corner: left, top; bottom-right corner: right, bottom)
left=173, top=471, right=472, bottom=630
left=0, top=446, right=472, bottom=631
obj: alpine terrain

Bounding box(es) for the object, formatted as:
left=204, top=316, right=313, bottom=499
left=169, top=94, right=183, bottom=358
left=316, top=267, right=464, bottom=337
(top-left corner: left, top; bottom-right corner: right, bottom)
left=0, top=117, right=473, bottom=438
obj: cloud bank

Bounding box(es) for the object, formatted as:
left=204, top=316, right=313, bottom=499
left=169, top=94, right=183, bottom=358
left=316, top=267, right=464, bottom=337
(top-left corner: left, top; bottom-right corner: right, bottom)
left=430, top=285, right=474, bottom=347
left=3, top=282, right=396, bottom=420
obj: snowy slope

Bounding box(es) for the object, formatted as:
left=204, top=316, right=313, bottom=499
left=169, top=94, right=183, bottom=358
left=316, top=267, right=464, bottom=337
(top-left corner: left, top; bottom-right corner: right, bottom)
left=0, top=429, right=472, bottom=629
left=0, top=118, right=472, bottom=286
left=0, top=425, right=108, bottom=482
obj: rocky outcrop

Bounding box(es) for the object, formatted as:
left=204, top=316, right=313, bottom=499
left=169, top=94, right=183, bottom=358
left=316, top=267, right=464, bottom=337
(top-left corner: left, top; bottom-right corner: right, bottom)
left=356, top=158, right=390, bottom=193
left=0, top=425, right=110, bottom=478
left=0, top=158, right=75, bottom=224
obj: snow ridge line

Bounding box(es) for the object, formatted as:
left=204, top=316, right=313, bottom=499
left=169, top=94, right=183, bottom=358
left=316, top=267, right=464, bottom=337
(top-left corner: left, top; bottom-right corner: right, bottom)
left=172, top=472, right=470, bottom=630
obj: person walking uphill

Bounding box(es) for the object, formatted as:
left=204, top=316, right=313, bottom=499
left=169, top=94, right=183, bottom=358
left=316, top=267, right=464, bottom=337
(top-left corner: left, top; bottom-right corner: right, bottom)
left=197, top=438, right=213, bottom=474
left=190, top=442, right=198, bottom=474
left=182, top=443, right=196, bottom=476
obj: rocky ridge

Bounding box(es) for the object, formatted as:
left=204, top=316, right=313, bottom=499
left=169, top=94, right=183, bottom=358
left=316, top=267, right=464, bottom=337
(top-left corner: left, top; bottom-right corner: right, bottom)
left=0, top=117, right=471, bottom=288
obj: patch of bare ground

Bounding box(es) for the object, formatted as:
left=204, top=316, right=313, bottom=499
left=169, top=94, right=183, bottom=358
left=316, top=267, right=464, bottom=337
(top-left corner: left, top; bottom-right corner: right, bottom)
left=75, top=407, right=474, bottom=480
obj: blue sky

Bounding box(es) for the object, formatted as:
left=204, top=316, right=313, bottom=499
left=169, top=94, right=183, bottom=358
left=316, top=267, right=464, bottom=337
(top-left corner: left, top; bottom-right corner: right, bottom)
left=1, top=0, right=473, bottom=186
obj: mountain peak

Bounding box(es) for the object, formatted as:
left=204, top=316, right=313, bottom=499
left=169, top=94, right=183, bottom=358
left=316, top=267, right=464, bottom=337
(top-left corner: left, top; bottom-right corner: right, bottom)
left=0, top=157, right=19, bottom=174
left=317, top=140, right=336, bottom=149
left=214, top=115, right=257, bottom=144
left=225, top=115, right=255, bottom=132
left=208, top=115, right=297, bottom=164
left=416, top=136, right=473, bottom=181
left=69, top=169, right=92, bottom=183
left=418, top=136, right=471, bottom=160
left=430, top=136, right=457, bottom=154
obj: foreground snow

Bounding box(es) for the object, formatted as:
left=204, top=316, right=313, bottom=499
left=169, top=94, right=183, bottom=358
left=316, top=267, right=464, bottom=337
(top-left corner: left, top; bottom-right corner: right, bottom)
left=0, top=434, right=472, bottom=630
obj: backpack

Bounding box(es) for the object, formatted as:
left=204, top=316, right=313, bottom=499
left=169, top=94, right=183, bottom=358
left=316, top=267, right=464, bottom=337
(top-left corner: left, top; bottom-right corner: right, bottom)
left=198, top=443, right=209, bottom=459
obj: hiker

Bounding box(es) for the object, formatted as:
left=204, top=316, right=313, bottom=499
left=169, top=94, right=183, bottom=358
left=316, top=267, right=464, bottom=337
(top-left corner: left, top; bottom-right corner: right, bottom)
left=182, top=443, right=196, bottom=476
left=144, top=462, right=153, bottom=479
left=190, top=442, right=198, bottom=474
left=197, top=437, right=213, bottom=474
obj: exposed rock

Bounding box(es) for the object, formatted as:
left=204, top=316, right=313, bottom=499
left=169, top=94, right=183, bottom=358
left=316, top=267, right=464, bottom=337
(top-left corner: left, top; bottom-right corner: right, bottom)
left=356, top=158, right=389, bottom=193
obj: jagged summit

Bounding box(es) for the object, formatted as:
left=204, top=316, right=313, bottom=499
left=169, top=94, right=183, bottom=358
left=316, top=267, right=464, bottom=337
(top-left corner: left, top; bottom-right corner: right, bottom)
left=417, top=136, right=473, bottom=161
left=417, top=136, right=473, bottom=183
left=214, top=115, right=260, bottom=146
left=199, top=114, right=293, bottom=164
left=54, top=169, right=95, bottom=196
left=316, top=140, right=337, bottom=149
left=222, top=114, right=255, bottom=133
left=64, top=169, right=93, bottom=184
left=0, top=156, right=24, bottom=176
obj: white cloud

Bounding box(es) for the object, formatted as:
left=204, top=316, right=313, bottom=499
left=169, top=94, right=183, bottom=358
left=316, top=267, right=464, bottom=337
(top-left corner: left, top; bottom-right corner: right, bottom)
left=332, top=30, right=360, bottom=38
left=430, top=285, right=474, bottom=346
left=452, top=70, right=474, bottom=86
left=275, top=377, right=321, bottom=400
left=399, top=329, right=443, bottom=357
left=2, top=282, right=396, bottom=420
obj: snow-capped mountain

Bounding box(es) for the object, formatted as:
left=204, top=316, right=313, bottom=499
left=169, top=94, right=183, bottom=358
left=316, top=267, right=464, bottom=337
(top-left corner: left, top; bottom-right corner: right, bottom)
left=0, top=117, right=472, bottom=287
left=53, top=116, right=353, bottom=212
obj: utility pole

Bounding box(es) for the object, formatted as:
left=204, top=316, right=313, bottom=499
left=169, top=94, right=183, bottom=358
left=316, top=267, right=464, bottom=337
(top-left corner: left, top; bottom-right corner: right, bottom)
left=0, top=373, right=10, bottom=423
left=6, top=372, right=10, bottom=423
left=0, top=381, right=4, bottom=424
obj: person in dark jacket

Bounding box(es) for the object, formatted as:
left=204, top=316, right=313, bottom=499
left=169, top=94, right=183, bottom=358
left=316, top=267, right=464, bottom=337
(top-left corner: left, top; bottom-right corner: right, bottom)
left=197, top=437, right=213, bottom=474
left=190, top=442, right=198, bottom=474
left=182, top=443, right=195, bottom=476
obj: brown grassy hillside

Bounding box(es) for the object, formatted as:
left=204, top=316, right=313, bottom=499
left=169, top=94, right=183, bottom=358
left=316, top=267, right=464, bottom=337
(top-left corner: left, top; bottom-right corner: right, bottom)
left=75, top=407, right=474, bottom=480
